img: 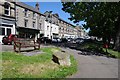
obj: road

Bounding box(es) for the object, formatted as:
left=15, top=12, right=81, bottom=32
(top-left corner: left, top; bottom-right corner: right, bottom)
left=61, top=47, right=118, bottom=78
left=0, top=44, right=14, bottom=52
left=0, top=44, right=56, bottom=52
left=0, top=44, right=119, bottom=78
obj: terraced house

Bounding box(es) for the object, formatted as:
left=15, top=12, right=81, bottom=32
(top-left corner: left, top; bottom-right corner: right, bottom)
left=43, top=11, right=59, bottom=39
left=58, top=18, right=78, bottom=39
left=15, top=2, right=43, bottom=40
left=0, top=1, right=87, bottom=43
left=0, top=0, right=15, bottom=43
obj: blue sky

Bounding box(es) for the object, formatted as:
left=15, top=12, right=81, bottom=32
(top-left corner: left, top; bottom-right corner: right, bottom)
left=20, top=2, right=89, bottom=32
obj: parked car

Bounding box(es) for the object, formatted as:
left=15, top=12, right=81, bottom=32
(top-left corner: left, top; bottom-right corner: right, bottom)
left=74, top=38, right=84, bottom=44
left=2, top=34, right=17, bottom=45
left=60, top=38, right=68, bottom=43
left=37, top=37, right=51, bottom=44
left=67, top=38, right=76, bottom=43
left=52, top=38, right=61, bottom=43
left=67, top=38, right=73, bottom=42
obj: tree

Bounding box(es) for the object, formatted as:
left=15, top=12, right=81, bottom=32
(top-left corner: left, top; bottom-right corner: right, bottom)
left=62, top=2, right=120, bottom=51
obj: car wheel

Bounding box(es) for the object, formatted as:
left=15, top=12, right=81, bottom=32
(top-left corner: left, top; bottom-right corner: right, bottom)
left=4, top=43, right=8, bottom=45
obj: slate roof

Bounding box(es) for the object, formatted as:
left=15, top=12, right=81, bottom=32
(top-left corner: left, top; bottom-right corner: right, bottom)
left=16, top=2, right=45, bottom=16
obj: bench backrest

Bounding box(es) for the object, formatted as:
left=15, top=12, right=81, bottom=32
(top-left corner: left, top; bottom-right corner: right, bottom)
left=14, top=38, right=35, bottom=45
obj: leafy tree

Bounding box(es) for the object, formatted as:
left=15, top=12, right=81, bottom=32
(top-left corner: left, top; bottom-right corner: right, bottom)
left=62, top=2, right=120, bottom=51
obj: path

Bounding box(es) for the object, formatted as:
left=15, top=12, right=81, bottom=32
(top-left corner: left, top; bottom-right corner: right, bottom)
left=60, top=47, right=118, bottom=78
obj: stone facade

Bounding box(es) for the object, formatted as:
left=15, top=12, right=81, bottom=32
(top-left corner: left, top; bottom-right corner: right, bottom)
left=0, top=0, right=15, bottom=43
left=58, top=18, right=78, bottom=39
left=0, top=1, right=87, bottom=43
left=15, top=2, right=45, bottom=40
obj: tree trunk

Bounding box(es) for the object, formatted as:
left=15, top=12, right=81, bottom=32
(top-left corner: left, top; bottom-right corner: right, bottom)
left=114, top=18, right=120, bottom=52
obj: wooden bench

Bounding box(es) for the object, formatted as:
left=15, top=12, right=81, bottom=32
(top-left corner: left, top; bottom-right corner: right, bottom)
left=14, top=38, right=40, bottom=52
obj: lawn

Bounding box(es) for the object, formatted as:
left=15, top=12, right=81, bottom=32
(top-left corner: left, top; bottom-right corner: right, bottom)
left=2, top=47, right=77, bottom=78
left=103, top=48, right=120, bottom=58
left=77, top=41, right=103, bottom=52
left=78, top=41, right=120, bottom=59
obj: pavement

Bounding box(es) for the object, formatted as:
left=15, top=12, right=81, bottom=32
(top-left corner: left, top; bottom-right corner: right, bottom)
left=0, top=44, right=119, bottom=78
left=60, top=47, right=118, bottom=78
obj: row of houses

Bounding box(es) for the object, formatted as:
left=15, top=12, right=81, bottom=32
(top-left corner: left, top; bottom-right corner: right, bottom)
left=0, top=0, right=87, bottom=43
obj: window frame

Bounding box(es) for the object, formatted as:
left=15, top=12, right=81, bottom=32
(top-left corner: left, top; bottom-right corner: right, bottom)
left=24, top=19, right=28, bottom=27
left=0, top=27, right=5, bottom=35
left=33, top=21, right=35, bottom=28
left=47, top=26, right=49, bottom=30
left=4, top=2, right=10, bottom=16
left=6, top=28, right=11, bottom=36
left=24, top=9, right=28, bottom=17
left=33, top=12, right=36, bottom=19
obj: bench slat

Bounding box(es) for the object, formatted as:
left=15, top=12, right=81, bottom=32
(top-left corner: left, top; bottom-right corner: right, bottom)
left=14, top=38, right=40, bottom=52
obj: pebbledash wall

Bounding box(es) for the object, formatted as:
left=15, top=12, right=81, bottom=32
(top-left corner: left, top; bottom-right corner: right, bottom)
left=0, top=0, right=87, bottom=43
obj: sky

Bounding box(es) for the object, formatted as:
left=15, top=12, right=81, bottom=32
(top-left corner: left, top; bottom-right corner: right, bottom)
left=19, top=2, right=89, bottom=32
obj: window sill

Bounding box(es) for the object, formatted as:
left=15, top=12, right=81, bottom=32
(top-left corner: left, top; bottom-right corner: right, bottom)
left=4, top=14, right=10, bottom=16
left=32, top=17, right=36, bottom=20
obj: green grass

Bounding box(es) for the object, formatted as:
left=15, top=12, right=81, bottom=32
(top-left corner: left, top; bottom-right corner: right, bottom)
left=2, top=47, right=77, bottom=78
left=103, top=48, right=120, bottom=58
left=78, top=42, right=103, bottom=52
left=78, top=41, right=120, bottom=59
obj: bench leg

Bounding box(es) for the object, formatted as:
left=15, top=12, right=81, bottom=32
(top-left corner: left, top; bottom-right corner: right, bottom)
left=38, top=44, right=40, bottom=49
left=14, top=44, right=16, bottom=52
left=19, top=46, right=21, bottom=53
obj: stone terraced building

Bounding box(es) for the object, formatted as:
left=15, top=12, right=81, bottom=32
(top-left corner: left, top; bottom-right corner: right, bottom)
left=0, top=0, right=87, bottom=43
left=0, top=0, right=16, bottom=43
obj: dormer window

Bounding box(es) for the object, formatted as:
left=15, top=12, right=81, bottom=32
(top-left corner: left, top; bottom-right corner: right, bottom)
left=4, top=2, right=10, bottom=16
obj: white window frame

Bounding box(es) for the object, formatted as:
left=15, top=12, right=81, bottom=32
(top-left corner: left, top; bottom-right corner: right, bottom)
left=4, top=3, right=10, bottom=16
left=33, top=22, right=35, bottom=28
left=0, top=26, right=12, bottom=36
left=33, top=12, right=36, bottom=19
left=24, top=9, right=28, bottom=17
left=24, top=19, right=28, bottom=27
left=39, top=23, right=41, bottom=30
left=47, top=26, right=49, bottom=30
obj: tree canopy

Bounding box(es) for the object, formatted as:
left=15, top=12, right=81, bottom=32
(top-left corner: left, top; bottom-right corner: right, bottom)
left=62, top=2, right=120, bottom=50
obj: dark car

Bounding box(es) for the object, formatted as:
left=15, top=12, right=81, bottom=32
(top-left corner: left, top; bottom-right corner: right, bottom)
left=2, top=34, right=17, bottom=45
left=67, top=38, right=73, bottom=42
left=61, top=38, right=68, bottom=43
left=52, top=38, right=61, bottom=43
left=37, top=37, right=52, bottom=44
left=74, top=38, right=84, bottom=44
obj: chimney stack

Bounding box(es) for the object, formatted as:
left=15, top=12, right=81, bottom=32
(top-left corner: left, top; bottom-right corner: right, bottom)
left=35, top=2, right=39, bottom=11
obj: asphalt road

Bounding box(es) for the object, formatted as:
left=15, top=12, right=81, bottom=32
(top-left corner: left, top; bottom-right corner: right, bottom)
left=0, top=44, right=56, bottom=52
left=61, top=47, right=118, bottom=78
left=0, top=44, right=14, bottom=52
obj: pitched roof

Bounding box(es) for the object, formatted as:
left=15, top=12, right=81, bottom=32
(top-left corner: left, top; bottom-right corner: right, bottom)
left=16, top=2, right=45, bottom=16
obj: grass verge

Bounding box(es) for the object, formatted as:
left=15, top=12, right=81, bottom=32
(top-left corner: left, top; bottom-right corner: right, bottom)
left=103, top=48, right=120, bottom=59
left=78, top=41, right=120, bottom=59
left=2, top=47, right=77, bottom=78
